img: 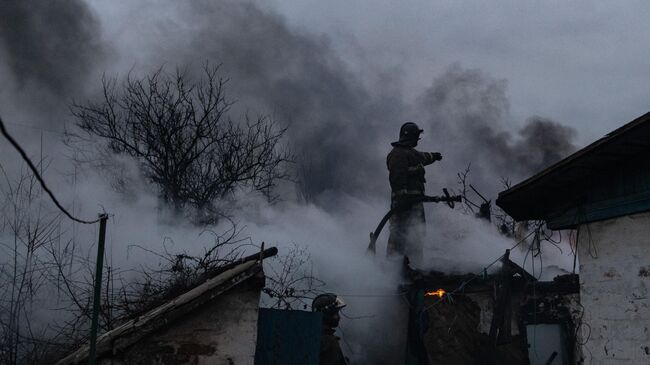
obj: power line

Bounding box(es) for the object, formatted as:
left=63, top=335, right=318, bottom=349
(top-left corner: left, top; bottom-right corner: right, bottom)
left=0, top=114, right=102, bottom=225
left=2, top=119, right=66, bottom=136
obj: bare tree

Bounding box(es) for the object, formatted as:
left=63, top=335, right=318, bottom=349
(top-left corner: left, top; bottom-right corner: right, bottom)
left=69, top=64, right=291, bottom=223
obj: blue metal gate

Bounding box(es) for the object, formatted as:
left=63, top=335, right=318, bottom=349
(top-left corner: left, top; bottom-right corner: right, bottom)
left=255, top=308, right=322, bottom=365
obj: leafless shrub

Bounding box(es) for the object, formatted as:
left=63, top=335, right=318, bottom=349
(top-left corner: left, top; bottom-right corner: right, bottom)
left=455, top=164, right=492, bottom=221
left=456, top=164, right=476, bottom=215
left=106, top=219, right=253, bottom=320
left=262, top=244, right=326, bottom=310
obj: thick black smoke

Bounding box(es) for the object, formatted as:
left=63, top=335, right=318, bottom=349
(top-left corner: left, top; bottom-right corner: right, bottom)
left=513, top=116, right=577, bottom=174
left=418, top=64, right=576, bottom=194
left=0, top=0, right=105, bottom=121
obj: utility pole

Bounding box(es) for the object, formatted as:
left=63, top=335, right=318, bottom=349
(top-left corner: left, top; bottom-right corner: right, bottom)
left=89, top=214, right=109, bottom=365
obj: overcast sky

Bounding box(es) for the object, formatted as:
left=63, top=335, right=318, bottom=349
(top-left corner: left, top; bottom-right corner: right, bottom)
left=261, top=0, right=650, bottom=145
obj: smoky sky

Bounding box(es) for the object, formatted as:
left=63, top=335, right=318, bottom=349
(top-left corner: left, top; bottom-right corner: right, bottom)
left=418, top=64, right=577, bottom=192
left=1, top=0, right=577, bottom=203
left=0, top=0, right=106, bottom=123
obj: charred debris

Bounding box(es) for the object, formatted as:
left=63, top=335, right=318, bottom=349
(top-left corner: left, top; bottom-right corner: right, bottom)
left=400, top=254, right=580, bottom=365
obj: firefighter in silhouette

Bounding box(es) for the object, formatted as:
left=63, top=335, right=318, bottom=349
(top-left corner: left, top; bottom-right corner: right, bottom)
left=313, top=293, right=349, bottom=365
left=387, top=122, right=442, bottom=263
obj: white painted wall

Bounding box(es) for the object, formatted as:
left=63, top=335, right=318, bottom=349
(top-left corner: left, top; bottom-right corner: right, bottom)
left=577, top=211, right=650, bottom=364
left=99, top=279, right=261, bottom=365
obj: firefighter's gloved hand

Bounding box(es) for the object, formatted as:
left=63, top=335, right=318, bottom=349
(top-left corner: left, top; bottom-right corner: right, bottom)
left=431, top=152, right=443, bottom=161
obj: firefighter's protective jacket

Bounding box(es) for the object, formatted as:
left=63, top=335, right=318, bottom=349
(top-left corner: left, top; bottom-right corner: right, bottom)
left=319, top=328, right=348, bottom=365
left=386, top=145, right=438, bottom=261
left=386, top=146, right=438, bottom=203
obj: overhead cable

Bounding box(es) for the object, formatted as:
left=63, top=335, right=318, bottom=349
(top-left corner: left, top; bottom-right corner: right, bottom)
left=0, top=115, right=102, bottom=224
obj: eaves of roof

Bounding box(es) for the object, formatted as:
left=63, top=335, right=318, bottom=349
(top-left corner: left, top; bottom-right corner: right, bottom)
left=496, top=112, right=650, bottom=221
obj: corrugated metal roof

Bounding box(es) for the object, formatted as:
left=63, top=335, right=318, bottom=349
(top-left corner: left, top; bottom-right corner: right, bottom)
left=496, top=112, right=650, bottom=221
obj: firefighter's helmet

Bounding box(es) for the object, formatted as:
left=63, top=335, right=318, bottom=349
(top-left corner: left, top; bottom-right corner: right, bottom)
left=395, top=122, right=423, bottom=145
left=312, top=293, right=346, bottom=313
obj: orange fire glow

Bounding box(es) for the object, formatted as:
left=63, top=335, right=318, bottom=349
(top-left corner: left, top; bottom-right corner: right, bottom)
left=424, top=289, right=446, bottom=298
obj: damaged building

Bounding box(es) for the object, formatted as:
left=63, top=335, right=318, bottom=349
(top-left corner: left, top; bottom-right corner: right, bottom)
left=497, top=112, right=650, bottom=364
left=402, top=256, right=580, bottom=365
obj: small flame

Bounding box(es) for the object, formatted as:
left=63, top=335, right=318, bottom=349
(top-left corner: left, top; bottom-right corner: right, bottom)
left=424, top=289, right=446, bottom=298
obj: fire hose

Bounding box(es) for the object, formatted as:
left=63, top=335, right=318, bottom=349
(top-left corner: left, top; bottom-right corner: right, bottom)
left=367, top=188, right=462, bottom=254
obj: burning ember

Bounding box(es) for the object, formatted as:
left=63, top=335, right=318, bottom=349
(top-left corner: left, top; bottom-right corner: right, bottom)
left=425, top=289, right=446, bottom=298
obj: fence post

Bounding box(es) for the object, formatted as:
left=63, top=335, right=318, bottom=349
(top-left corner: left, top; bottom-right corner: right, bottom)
left=89, top=214, right=108, bottom=365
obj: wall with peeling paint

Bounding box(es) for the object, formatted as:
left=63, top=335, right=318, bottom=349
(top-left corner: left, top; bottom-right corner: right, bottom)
left=578, top=211, right=650, bottom=364
left=99, top=279, right=261, bottom=365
